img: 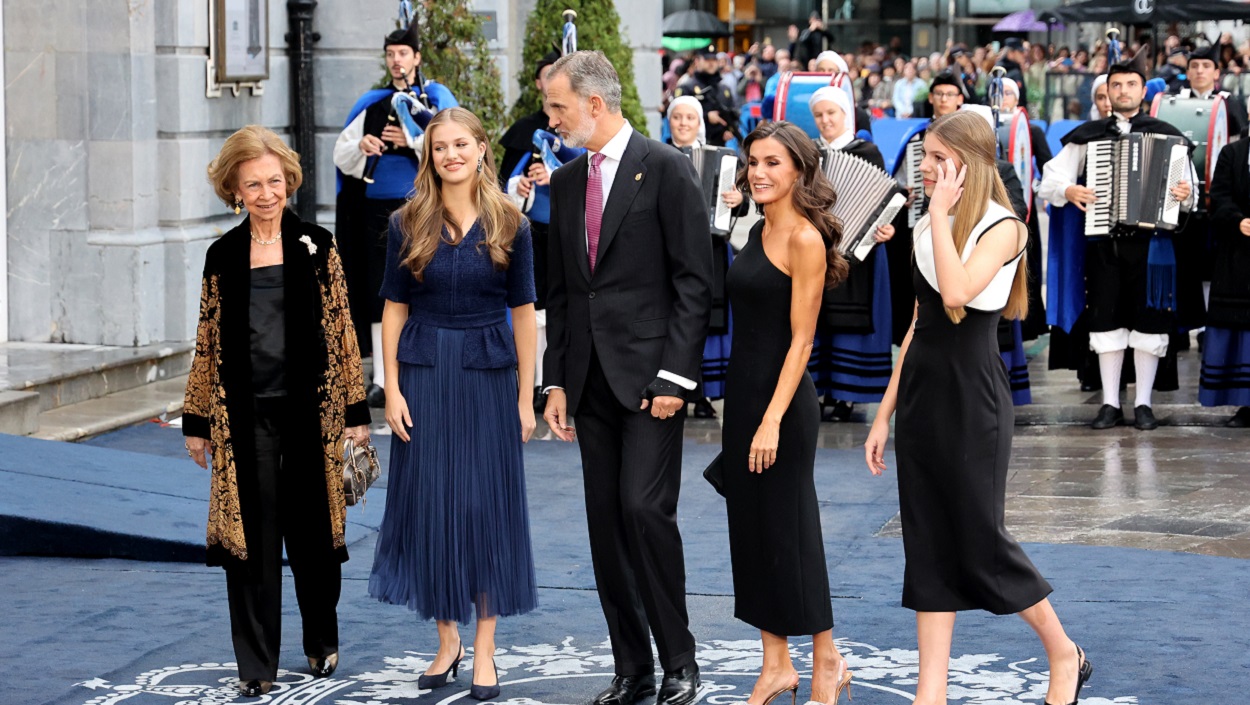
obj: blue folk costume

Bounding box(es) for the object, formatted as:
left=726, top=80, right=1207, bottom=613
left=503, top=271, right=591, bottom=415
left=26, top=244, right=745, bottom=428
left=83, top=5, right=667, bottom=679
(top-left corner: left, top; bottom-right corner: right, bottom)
left=332, top=21, right=457, bottom=358
left=807, top=126, right=895, bottom=411
left=1043, top=111, right=1193, bottom=395
left=1199, top=138, right=1250, bottom=414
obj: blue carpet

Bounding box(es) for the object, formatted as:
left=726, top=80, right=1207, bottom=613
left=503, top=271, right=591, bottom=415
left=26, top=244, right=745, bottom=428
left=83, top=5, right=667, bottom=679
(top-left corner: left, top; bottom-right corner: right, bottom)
left=1, top=424, right=1247, bottom=704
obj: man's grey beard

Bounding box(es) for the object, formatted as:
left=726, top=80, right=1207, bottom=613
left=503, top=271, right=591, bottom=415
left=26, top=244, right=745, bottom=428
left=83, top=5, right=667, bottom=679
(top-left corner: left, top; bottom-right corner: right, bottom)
left=560, top=106, right=597, bottom=148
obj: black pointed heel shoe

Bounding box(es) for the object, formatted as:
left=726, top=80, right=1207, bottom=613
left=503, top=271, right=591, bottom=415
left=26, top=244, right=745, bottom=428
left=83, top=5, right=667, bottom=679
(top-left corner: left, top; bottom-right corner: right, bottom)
left=309, top=651, right=338, bottom=678
left=1045, top=645, right=1092, bottom=705
left=418, top=641, right=464, bottom=690
left=237, top=679, right=272, bottom=697
left=470, top=659, right=500, bottom=701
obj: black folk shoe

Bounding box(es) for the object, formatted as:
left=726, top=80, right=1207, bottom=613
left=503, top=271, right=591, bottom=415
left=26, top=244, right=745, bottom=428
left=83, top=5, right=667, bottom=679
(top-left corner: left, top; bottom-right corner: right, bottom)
left=1089, top=404, right=1123, bottom=430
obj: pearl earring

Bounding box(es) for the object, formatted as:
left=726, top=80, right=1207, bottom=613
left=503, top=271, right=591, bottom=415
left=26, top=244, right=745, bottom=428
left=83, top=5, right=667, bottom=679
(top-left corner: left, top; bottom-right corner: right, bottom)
left=233, top=198, right=243, bottom=215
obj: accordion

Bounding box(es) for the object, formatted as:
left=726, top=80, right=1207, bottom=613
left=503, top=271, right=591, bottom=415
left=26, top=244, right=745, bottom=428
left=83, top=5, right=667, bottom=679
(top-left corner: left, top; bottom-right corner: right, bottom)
left=1083, top=133, right=1188, bottom=237
left=902, top=135, right=925, bottom=227
left=821, top=148, right=907, bottom=262
left=680, top=145, right=740, bottom=237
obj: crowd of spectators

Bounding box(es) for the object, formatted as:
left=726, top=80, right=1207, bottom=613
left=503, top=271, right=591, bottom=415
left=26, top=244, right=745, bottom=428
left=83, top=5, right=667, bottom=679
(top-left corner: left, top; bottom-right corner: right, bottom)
left=660, top=20, right=1250, bottom=126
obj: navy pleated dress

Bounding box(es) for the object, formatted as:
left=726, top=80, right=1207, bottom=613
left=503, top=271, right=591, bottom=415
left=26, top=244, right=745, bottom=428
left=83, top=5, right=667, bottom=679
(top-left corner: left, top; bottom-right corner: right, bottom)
left=368, top=215, right=539, bottom=623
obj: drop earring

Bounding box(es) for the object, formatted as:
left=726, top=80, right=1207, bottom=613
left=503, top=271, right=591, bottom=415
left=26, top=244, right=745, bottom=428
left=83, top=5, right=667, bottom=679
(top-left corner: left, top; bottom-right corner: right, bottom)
left=233, top=198, right=243, bottom=215
left=476, top=156, right=483, bottom=173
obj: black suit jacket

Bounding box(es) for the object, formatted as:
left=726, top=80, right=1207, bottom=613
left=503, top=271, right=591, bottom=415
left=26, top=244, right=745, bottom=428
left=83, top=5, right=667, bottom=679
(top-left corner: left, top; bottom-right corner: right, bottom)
left=545, top=129, right=714, bottom=415
left=1208, top=139, right=1250, bottom=329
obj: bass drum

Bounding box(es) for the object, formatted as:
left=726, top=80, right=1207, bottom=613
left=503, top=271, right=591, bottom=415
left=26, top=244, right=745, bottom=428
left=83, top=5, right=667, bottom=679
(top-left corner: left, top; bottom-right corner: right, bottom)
left=996, top=110, right=1034, bottom=220
left=774, top=71, right=857, bottom=139
left=1150, top=93, right=1229, bottom=200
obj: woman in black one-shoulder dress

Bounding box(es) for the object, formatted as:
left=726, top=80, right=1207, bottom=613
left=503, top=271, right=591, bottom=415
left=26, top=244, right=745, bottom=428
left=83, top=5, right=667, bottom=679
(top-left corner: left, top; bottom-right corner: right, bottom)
left=720, top=121, right=856, bottom=705
left=864, top=112, right=1091, bottom=705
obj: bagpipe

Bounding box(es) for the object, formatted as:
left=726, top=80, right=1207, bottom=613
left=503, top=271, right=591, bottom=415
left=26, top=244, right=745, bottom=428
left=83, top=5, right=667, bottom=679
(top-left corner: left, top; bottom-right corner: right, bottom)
left=508, top=130, right=586, bottom=224
left=362, top=1, right=435, bottom=184
left=988, top=66, right=1035, bottom=220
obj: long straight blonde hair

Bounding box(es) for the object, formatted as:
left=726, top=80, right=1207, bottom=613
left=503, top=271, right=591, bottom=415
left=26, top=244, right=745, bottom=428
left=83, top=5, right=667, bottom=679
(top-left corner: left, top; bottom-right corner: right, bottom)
left=927, top=111, right=1029, bottom=323
left=396, top=107, right=523, bottom=280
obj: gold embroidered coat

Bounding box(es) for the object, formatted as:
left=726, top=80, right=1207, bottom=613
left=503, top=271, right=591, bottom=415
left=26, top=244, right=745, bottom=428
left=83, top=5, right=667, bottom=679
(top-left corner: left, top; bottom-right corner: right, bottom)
left=183, top=210, right=371, bottom=567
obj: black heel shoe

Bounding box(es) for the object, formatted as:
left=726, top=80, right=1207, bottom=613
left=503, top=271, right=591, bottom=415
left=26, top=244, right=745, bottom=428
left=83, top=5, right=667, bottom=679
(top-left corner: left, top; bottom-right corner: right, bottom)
left=308, top=651, right=338, bottom=678
left=418, top=641, right=464, bottom=690
left=237, top=679, right=272, bottom=697
left=470, top=658, right=500, bottom=701
left=1045, top=645, right=1092, bottom=705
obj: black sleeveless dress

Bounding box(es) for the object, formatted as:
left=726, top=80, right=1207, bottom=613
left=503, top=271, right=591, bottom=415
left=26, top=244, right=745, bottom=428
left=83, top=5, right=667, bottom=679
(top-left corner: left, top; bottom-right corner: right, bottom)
left=895, top=209, right=1052, bottom=615
left=721, top=220, right=833, bottom=636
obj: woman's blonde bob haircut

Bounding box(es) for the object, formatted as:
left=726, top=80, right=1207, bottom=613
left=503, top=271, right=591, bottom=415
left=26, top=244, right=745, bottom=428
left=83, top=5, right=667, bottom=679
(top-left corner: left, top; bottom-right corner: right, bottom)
left=206, top=125, right=304, bottom=207
left=925, top=111, right=1029, bottom=323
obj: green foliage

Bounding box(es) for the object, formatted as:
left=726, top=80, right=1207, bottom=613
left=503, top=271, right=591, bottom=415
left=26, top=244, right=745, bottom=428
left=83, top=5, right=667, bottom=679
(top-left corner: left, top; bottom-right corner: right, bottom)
left=417, top=0, right=507, bottom=143
left=509, top=0, right=649, bottom=136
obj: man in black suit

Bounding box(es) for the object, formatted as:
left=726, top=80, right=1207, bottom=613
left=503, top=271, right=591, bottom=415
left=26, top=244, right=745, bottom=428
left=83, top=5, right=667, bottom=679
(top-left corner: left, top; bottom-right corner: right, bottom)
left=541, top=50, right=713, bottom=705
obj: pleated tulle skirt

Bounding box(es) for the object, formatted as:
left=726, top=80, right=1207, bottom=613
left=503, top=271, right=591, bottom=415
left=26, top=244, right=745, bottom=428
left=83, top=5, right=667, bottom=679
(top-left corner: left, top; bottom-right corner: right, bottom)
left=368, top=327, right=538, bottom=623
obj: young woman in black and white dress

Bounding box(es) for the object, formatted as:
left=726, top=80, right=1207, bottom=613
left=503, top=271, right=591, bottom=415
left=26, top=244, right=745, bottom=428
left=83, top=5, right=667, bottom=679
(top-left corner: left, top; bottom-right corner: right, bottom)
left=863, top=111, right=1092, bottom=705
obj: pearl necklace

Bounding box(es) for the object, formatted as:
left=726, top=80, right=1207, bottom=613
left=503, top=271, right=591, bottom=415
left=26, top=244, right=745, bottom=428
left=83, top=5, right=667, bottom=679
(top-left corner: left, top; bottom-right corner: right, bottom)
left=250, top=230, right=282, bottom=246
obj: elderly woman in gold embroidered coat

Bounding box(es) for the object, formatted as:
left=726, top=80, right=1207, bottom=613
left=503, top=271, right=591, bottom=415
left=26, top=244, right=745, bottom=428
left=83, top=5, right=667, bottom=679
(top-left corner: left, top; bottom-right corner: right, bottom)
left=183, top=125, right=372, bottom=698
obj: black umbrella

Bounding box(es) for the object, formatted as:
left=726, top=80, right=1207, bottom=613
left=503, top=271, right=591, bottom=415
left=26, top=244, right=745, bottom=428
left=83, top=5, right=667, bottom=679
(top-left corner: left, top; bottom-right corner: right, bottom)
left=1038, top=0, right=1250, bottom=25
left=663, top=9, right=730, bottom=39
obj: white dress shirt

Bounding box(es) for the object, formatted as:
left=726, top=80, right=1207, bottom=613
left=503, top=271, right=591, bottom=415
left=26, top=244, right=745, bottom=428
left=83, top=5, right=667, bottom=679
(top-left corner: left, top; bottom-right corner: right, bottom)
left=1038, top=112, right=1198, bottom=210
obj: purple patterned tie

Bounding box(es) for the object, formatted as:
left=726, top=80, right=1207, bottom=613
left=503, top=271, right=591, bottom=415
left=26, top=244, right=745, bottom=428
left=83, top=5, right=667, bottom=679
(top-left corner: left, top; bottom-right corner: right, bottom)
left=586, top=152, right=606, bottom=273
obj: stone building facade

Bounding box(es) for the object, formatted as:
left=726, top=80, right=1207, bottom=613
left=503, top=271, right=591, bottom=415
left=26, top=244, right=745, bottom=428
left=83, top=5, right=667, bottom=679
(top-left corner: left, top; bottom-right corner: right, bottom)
left=1, top=0, right=662, bottom=346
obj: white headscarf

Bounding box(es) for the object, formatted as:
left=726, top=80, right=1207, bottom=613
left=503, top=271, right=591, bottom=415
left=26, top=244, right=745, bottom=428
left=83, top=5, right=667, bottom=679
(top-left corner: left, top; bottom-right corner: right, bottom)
left=666, top=95, right=707, bottom=147
left=1090, top=74, right=1108, bottom=119
left=1001, top=77, right=1019, bottom=97
left=815, top=50, right=848, bottom=74
left=809, top=85, right=856, bottom=136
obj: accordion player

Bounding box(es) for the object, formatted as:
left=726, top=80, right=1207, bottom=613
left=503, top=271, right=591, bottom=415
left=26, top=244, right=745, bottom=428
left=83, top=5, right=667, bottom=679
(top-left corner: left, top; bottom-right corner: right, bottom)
left=1083, top=132, right=1190, bottom=236
left=820, top=148, right=907, bottom=261
left=679, top=144, right=741, bottom=238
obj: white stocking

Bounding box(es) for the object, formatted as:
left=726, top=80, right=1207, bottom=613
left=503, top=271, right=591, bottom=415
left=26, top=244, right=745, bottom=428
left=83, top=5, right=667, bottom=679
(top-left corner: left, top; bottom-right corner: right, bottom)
left=1133, top=348, right=1160, bottom=409
left=1098, top=350, right=1125, bottom=408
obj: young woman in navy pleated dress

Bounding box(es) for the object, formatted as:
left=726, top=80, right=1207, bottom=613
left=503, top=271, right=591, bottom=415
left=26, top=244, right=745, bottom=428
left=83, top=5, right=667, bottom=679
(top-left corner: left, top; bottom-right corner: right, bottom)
left=864, top=112, right=1091, bottom=705
left=370, top=107, right=538, bottom=701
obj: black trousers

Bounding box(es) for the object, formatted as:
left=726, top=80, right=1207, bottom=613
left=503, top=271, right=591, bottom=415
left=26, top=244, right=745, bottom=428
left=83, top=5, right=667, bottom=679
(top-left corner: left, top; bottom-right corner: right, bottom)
left=225, top=396, right=341, bottom=681
left=573, top=349, right=696, bottom=675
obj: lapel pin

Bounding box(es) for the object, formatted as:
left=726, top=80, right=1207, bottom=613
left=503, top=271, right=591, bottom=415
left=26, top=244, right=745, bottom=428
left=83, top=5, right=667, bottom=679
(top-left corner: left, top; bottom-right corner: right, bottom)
left=634, top=173, right=642, bottom=181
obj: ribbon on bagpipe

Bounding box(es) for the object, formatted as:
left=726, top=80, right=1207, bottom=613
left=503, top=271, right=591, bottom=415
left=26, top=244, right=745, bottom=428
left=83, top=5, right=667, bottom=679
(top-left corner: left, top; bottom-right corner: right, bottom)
left=988, top=66, right=1006, bottom=160
left=562, top=9, right=578, bottom=56
left=508, top=130, right=586, bottom=223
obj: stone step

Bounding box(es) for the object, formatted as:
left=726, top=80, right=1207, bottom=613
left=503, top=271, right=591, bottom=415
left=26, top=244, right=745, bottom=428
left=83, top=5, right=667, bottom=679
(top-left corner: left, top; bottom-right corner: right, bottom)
left=32, top=375, right=189, bottom=442
left=0, top=391, right=40, bottom=435
left=0, top=342, right=194, bottom=412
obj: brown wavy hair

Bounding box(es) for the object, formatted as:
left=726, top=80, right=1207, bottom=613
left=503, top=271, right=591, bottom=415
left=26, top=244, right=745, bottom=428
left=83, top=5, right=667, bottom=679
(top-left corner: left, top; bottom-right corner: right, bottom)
left=926, top=111, right=1029, bottom=323
left=735, top=120, right=848, bottom=289
left=396, top=107, right=523, bottom=280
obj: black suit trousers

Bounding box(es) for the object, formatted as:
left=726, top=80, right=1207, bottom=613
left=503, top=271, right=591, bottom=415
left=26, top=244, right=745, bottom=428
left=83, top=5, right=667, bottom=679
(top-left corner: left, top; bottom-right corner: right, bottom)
left=574, top=348, right=696, bottom=675
left=225, top=396, right=341, bottom=681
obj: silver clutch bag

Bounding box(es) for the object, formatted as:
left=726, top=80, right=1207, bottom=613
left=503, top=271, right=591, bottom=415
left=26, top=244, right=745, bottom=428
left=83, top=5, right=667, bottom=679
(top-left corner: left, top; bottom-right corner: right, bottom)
left=342, top=440, right=380, bottom=507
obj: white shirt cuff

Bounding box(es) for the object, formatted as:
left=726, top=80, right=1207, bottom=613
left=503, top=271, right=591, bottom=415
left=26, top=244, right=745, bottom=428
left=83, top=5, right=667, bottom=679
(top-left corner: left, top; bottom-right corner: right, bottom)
left=657, top=370, right=697, bottom=391
left=541, top=385, right=563, bottom=395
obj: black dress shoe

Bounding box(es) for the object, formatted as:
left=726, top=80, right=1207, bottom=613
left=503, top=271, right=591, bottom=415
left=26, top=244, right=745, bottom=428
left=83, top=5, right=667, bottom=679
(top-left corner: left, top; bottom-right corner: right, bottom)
left=1227, top=407, right=1250, bottom=428
left=592, top=674, right=657, bottom=705
left=366, top=383, right=386, bottom=408
left=1089, top=404, right=1124, bottom=430
left=656, top=665, right=700, bottom=705
left=1133, top=405, right=1158, bottom=431
left=237, top=679, right=273, bottom=697
left=309, top=651, right=338, bottom=677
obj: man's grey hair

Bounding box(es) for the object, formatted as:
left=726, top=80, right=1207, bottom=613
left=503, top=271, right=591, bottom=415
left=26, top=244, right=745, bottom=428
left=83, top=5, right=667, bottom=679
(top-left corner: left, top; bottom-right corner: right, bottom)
left=548, top=50, right=623, bottom=113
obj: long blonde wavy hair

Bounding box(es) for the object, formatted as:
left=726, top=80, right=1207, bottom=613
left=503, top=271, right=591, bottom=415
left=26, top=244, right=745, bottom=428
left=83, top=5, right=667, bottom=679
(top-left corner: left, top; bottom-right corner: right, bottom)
left=926, top=111, right=1029, bottom=323
left=396, top=107, right=523, bottom=280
